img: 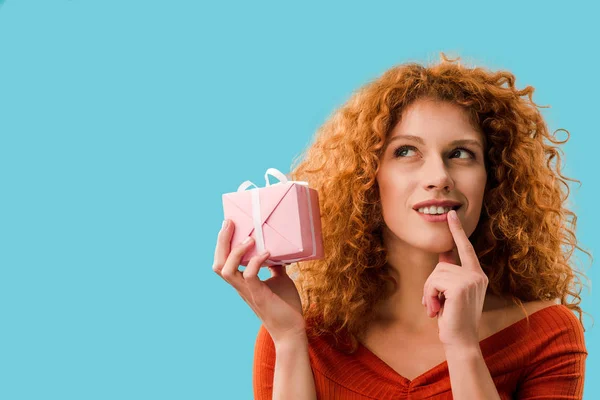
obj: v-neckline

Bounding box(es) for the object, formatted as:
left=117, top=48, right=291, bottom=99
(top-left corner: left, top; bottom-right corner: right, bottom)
left=356, top=304, right=562, bottom=387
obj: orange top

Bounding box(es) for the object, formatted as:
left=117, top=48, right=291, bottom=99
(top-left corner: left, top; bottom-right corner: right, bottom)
left=253, top=304, right=587, bottom=399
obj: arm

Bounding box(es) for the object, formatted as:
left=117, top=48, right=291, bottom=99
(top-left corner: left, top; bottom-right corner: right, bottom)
left=273, top=335, right=318, bottom=400
left=445, top=344, right=501, bottom=400
left=253, top=325, right=317, bottom=400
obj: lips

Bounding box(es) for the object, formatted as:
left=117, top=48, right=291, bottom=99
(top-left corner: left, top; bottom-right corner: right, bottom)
left=412, top=199, right=463, bottom=210
left=415, top=205, right=462, bottom=214
left=415, top=210, right=452, bottom=222
left=414, top=205, right=462, bottom=223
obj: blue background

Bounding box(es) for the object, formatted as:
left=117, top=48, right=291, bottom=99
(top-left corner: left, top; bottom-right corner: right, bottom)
left=0, top=0, right=597, bottom=399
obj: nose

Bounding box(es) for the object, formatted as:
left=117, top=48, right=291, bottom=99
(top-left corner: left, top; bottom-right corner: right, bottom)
left=423, top=159, right=455, bottom=192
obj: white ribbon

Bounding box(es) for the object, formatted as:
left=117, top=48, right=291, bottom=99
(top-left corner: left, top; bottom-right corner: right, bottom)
left=237, top=168, right=317, bottom=266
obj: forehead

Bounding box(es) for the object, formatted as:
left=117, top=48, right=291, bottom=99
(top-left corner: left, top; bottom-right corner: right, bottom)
left=387, top=100, right=485, bottom=147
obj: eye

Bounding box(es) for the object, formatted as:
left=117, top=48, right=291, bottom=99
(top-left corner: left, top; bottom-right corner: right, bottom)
left=451, top=147, right=476, bottom=159
left=393, top=145, right=476, bottom=159
left=393, top=145, right=417, bottom=158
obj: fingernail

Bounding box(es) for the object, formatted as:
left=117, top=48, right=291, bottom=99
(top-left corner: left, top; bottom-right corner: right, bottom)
left=449, top=210, right=458, bottom=220
left=242, top=236, right=253, bottom=244
left=422, top=296, right=425, bottom=305
left=222, top=220, right=228, bottom=230
left=260, top=250, right=270, bottom=257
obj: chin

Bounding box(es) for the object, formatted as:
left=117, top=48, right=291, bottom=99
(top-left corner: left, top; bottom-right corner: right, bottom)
left=413, top=237, right=456, bottom=254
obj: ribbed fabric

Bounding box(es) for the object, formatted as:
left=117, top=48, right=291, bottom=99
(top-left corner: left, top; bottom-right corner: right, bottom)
left=253, top=304, right=587, bottom=399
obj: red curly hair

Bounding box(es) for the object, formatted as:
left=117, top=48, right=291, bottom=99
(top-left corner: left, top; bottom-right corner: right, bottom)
left=285, top=52, right=592, bottom=354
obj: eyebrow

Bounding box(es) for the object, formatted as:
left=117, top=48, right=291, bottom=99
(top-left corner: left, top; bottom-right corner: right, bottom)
left=388, top=134, right=484, bottom=150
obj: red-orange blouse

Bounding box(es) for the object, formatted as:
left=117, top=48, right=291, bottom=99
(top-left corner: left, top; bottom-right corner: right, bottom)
left=253, top=304, right=587, bottom=399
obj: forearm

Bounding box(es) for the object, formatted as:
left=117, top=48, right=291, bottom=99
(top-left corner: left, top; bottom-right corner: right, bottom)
left=444, top=344, right=501, bottom=400
left=273, top=335, right=317, bottom=400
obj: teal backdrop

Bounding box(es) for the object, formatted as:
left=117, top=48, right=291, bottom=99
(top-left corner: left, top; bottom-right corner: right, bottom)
left=0, top=0, right=597, bottom=399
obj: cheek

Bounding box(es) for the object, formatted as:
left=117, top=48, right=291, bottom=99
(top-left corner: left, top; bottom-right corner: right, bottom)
left=378, top=184, right=412, bottom=220
left=463, top=170, right=487, bottom=209
left=463, top=200, right=485, bottom=238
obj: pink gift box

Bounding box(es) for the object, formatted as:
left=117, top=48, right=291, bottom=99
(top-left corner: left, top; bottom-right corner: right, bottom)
left=221, top=168, right=324, bottom=267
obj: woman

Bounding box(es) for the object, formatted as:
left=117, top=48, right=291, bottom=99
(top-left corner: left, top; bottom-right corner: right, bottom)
left=213, top=53, right=591, bottom=399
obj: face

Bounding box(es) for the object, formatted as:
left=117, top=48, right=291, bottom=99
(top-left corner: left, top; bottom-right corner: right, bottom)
left=376, top=98, right=487, bottom=254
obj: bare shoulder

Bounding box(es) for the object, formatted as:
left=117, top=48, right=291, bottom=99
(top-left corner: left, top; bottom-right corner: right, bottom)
left=504, top=298, right=562, bottom=324
left=482, top=297, right=561, bottom=339
left=486, top=294, right=560, bottom=314
left=504, top=298, right=561, bottom=318
left=522, top=298, right=561, bottom=314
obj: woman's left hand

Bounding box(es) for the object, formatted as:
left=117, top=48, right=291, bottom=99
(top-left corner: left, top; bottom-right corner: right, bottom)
left=422, top=209, right=489, bottom=348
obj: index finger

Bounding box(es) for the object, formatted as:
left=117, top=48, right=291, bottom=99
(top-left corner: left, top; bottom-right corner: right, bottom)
left=446, top=210, right=477, bottom=269
left=213, top=219, right=234, bottom=268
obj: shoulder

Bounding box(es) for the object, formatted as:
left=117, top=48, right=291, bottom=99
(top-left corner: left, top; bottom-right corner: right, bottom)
left=521, top=299, right=584, bottom=331
left=513, top=299, right=579, bottom=329
left=493, top=297, right=559, bottom=318
left=515, top=301, right=588, bottom=398
left=520, top=300, right=587, bottom=350
left=522, top=298, right=561, bottom=314
left=485, top=297, right=576, bottom=341
left=486, top=296, right=557, bottom=324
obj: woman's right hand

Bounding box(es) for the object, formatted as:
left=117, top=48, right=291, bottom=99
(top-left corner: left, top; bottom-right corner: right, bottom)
left=212, top=219, right=307, bottom=345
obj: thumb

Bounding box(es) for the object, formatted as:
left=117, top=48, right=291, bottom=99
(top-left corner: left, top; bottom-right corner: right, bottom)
left=268, top=264, right=288, bottom=278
